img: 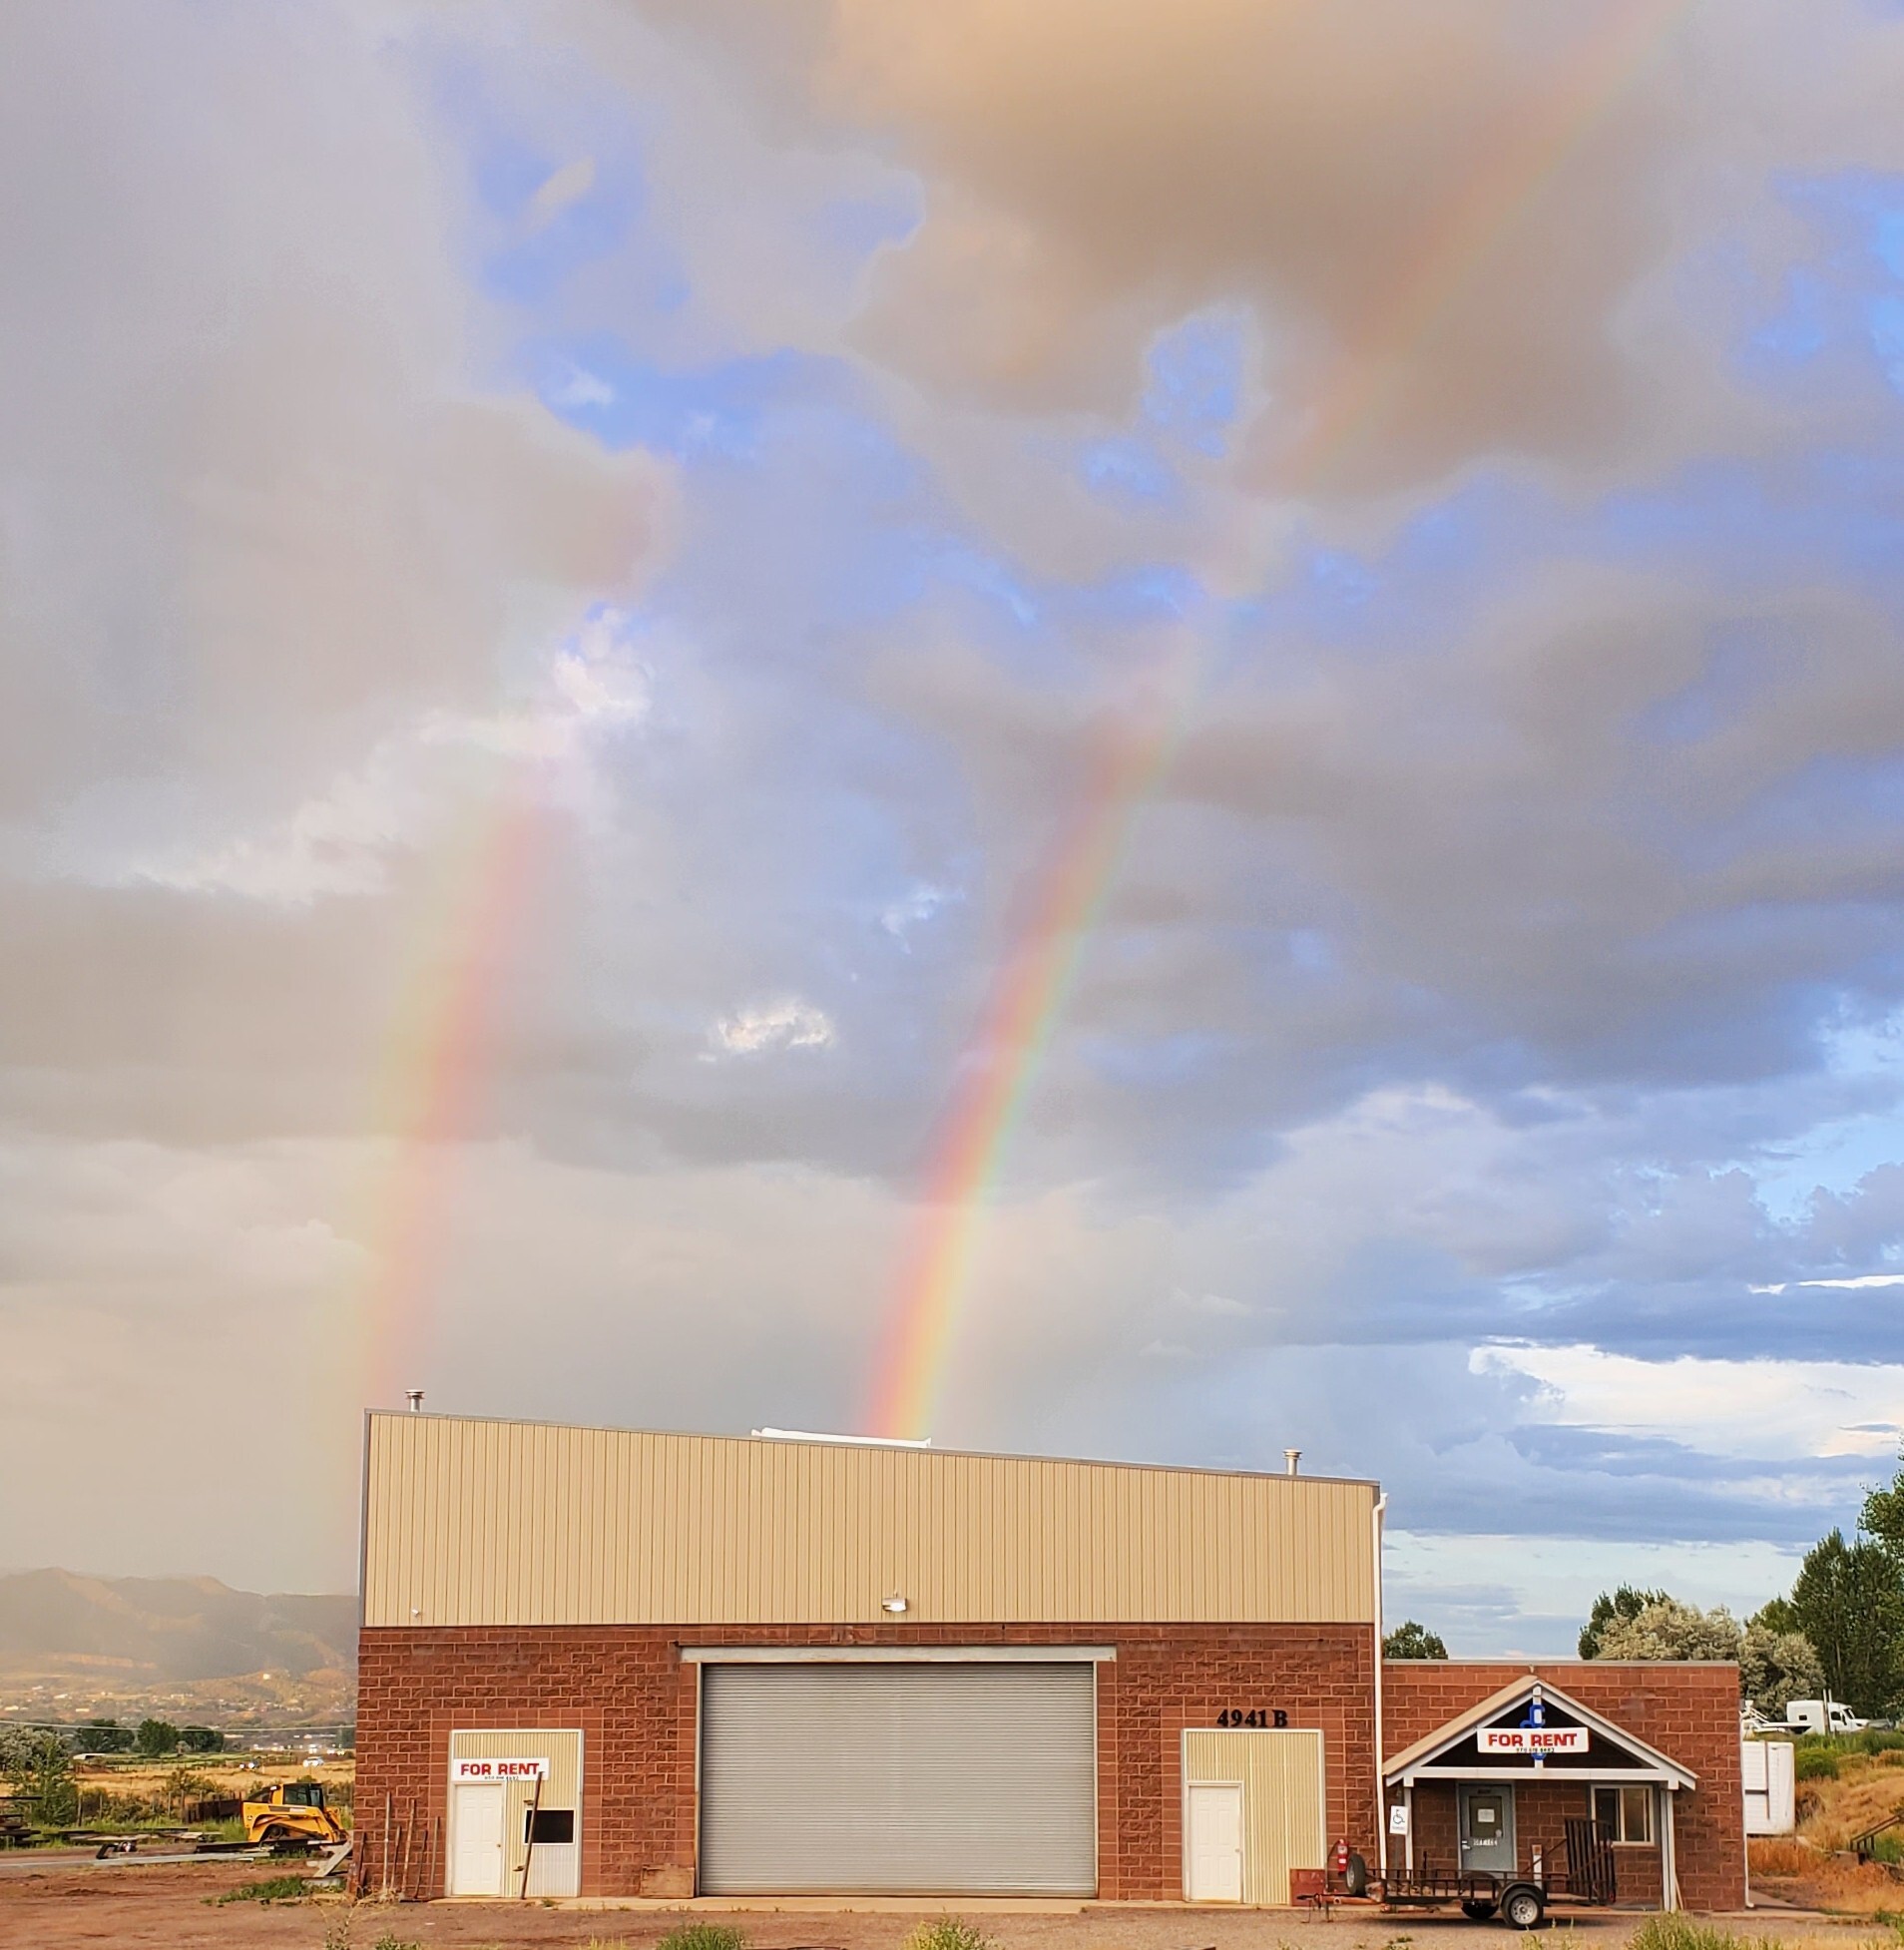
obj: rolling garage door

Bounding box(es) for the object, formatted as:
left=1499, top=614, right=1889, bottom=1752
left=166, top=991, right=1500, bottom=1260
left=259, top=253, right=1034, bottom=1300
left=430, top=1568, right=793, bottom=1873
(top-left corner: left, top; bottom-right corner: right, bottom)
left=699, top=1662, right=1097, bottom=1895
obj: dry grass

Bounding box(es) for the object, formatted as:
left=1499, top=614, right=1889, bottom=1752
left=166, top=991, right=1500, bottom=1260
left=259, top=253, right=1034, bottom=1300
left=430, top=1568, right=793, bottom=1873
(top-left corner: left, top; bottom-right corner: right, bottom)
left=1738, top=1752, right=1904, bottom=1915
left=1748, top=1837, right=1820, bottom=1877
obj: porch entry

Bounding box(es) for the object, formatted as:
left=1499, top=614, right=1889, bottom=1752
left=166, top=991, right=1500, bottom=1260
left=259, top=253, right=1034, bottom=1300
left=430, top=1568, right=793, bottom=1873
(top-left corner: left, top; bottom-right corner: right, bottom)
left=1459, top=1783, right=1516, bottom=1875
left=1382, top=1676, right=1698, bottom=1912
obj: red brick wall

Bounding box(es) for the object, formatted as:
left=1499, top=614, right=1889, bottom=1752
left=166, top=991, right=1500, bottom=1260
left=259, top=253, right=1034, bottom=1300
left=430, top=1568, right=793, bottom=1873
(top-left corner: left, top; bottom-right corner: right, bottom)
left=356, top=1621, right=1376, bottom=1900
left=1381, top=1662, right=1743, bottom=1912
left=1403, top=1779, right=1661, bottom=1901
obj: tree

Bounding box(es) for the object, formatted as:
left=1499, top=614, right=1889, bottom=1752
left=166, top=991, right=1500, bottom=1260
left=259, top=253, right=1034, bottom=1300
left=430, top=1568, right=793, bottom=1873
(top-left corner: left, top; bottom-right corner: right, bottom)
left=1750, top=1597, right=1802, bottom=1637
left=1792, top=1528, right=1904, bottom=1715
left=1860, top=1465, right=1904, bottom=1563
left=179, top=1725, right=225, bottom=1753
left=0, top=1727, right=78, bottom=1825
left=1593, top=1598, right=1741, bottom=1662
left=1579, top=1586, right=1672, bottom=1659
left=1739, top=1624, right=1826, bottom=1718
left=1384, top=1620, right=1448, bottom=1659
left=71, top=1718, right=134, bottom=1755
left=134, top=1717, right=181, bottom=1757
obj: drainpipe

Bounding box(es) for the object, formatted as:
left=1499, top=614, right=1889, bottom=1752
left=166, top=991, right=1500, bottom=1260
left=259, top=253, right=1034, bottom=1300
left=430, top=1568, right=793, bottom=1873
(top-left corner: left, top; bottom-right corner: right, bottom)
left=1372, top=1491, right=1390, bottom=1879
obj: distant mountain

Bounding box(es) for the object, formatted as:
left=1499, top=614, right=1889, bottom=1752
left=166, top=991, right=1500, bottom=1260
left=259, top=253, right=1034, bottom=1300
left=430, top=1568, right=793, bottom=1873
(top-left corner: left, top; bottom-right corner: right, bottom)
left=0, top=1569, right=355, bottom=1687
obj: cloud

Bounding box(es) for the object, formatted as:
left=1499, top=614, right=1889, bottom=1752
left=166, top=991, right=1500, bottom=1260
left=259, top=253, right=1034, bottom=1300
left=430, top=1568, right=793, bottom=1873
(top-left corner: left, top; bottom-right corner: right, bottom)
left=1750, top=1273, right=1904, bottom=1293
left=710, top=999, right=839, bottom=1057
left=660, top=0, right=1904, bottom=496
left=0, top=3, right=670, bottom=844
left=9, top=0, right=1904, bottom=1608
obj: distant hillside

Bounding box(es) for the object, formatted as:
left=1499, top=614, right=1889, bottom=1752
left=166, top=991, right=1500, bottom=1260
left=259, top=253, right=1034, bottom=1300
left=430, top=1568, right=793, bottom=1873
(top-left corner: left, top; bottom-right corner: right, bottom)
left=0, top=1569, right=355, bottom=1687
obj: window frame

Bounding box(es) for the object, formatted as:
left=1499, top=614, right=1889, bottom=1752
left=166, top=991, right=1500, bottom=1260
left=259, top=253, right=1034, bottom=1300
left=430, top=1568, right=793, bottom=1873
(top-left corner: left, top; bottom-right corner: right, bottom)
left=523, top=1806, right=576, bottom=1847
left=1592, top=1783, right=1655, bottom=1843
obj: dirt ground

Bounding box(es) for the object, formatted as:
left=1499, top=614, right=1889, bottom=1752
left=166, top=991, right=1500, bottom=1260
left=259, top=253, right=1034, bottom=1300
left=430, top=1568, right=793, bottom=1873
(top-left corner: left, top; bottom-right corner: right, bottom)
left=0, top=1857, right=1882, bottom=1950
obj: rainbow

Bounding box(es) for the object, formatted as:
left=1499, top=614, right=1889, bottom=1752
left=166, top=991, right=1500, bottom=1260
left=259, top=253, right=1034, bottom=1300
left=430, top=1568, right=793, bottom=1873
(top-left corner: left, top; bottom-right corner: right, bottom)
left=863, top=0, right=1694, bottom=1441
left=359, top=781, right=546, bottom=1410
left=866, top=645, right=1203, bottom=1440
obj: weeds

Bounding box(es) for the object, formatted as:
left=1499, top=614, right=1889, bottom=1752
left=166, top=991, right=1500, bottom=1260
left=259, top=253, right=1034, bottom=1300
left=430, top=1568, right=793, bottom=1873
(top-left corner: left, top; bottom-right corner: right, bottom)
left=1627, top=1919, right=1896, bottom=1950
left=655, top=1926, right=749, bottom=1950
left=903, top=1920, right=997, bottom=1950
left=1628, top=1918, right=1760, bottom=1950
left=210, top=1872, right=309, bottom=1905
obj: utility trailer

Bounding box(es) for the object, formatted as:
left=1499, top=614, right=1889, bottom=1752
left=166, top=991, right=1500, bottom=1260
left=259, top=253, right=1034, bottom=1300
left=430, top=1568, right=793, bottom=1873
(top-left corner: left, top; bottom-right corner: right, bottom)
left=1297, top=1819, right=1618, bottom=1930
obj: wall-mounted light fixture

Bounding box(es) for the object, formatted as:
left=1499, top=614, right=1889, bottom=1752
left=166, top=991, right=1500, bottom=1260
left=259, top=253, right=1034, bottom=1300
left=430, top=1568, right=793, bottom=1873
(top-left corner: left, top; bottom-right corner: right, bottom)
left=881, top=1593, right=909, bottom=1615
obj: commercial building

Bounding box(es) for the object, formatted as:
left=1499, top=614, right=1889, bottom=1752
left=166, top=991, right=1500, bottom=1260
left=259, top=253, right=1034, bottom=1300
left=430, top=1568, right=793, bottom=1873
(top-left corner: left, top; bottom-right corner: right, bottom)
left=354, top=1412, right=1743, bottom=1908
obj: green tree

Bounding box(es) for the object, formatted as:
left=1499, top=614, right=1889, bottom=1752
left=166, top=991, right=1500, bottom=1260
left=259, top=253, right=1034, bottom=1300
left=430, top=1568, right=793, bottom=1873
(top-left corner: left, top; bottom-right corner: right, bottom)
left=72, top=1718, right=134, bottom=1755
left=1384, top=1620, right=1448, bottom=1659
left=134, top=1717, right=181, bottom=1757
left=1750, top=1597, right=1802, bottom=1637
left=179, top=1725, right=225, bottom=1753
left=1739, top=1624, right=1826, bottom=1718
left=1792, top=1528, right=1904, bottom=1715
left=1579, top=1586, right=1671, bottom=1659
left=1593, top=1598, right=1740, bottom=1662
left=0, top=1727, right=78, bottom=1825
left=1860, top=1463, right=1904, bottom=1562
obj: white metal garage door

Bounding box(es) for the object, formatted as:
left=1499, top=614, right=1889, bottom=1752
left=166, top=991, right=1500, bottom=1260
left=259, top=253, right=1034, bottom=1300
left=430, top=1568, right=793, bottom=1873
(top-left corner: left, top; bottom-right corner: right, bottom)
left=699, top=1661, right=1098, bottom=1896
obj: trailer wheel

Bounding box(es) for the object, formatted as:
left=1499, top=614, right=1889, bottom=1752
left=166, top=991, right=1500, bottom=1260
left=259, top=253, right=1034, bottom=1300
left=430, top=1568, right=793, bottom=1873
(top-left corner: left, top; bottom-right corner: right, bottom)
left=1344, top=1851, right=1370, bottom=1897
left=1502, top=1884, right=1545, bottom=1931
left=1461, top=1900, right=1499, bottom=1920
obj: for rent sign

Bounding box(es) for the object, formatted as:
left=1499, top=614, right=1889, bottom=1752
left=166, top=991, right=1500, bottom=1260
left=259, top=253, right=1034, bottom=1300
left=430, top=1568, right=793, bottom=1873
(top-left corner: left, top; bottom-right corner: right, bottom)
left=1479, top=1726, right=1589, bottom=1756
left=452, top=1756, right=548, bottom=1781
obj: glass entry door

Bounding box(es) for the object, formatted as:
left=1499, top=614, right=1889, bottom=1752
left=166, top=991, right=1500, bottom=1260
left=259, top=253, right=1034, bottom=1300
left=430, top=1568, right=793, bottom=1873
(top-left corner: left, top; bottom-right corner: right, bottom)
left=1458, top=1784, right=1516, bottom=1875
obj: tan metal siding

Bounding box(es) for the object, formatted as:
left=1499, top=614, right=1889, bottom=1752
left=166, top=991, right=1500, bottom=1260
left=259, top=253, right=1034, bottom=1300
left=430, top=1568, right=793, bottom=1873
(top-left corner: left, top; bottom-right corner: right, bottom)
left=362, top=1415, right=1378, bottom=1628
left=1184, top=1728, right=1327, bottom=1904
left=447, top=1726, right=582, bottom=1898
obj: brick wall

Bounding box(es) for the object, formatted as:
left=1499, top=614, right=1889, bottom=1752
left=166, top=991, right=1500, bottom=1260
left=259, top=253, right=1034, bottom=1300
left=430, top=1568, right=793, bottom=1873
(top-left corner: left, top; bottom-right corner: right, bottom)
left=357, top=1621, right=1375, bottom=1900
left=1382, top=1662, right=1743, bottom=1912
left=1403, top=1779, right=1660, bottom=1901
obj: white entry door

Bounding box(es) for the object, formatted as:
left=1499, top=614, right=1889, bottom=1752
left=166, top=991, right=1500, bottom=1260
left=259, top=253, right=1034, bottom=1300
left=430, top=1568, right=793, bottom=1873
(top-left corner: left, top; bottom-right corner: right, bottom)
left=1187, top=1782, right=1244, bottom=1902
left=451, top=1782, right=506, bottom=1896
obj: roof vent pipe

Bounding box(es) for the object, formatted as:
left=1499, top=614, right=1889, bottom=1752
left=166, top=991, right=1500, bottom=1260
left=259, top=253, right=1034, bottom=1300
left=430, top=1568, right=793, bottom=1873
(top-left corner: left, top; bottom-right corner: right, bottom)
left=1284, top=1448, right=1301, bottom=1476
left=406, top=1389, right=424, bottom=1413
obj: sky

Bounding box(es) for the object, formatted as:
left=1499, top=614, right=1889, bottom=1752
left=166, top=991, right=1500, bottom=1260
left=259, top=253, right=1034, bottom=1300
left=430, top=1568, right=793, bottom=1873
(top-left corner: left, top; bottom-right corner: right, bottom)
left=6, top=1, right=1904, bottom=1654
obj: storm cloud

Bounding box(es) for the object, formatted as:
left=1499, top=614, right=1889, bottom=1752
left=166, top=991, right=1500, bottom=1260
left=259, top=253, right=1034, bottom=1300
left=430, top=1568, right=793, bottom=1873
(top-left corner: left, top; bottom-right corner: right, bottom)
left=4, top=0, right=1904, bottom=1648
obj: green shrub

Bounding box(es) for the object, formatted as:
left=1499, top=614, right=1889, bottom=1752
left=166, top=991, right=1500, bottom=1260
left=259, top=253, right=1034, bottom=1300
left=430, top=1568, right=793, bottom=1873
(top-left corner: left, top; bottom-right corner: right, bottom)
left=1796, top=1746, right=1840, bottom=1780
left=655, top=1926, right=748, bottom=1950
left=904, top=1920, right=997, bottom=1950
left=211, top=1873, right=308, bottom=1905
left=1626, top=1917, right=1755, bottom=1950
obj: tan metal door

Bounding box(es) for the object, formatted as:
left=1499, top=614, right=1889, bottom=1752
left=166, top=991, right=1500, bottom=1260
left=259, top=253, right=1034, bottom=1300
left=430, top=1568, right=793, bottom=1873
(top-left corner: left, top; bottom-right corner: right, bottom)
left=698, top=1661, right=1097, bottom=1895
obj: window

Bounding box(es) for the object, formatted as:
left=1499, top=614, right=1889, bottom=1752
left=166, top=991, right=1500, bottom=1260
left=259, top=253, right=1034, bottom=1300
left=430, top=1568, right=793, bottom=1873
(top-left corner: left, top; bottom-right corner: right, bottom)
left=1593, top=1785, right=1654, bottom=1842
left=283, top=1783, right=323, bottom=1808
left=524, top=1807, right=575, bottom=1846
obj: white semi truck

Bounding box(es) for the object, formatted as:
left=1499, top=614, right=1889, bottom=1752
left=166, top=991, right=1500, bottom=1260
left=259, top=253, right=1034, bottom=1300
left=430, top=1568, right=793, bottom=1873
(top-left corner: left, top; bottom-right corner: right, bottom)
left=1784, top=1698, right=1868, bottom=1735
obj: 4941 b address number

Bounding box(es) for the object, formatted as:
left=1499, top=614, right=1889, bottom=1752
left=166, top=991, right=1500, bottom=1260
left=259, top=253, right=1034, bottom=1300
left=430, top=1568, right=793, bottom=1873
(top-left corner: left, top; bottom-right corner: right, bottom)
left=1215, top=1707, right=1289, bottom=1727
